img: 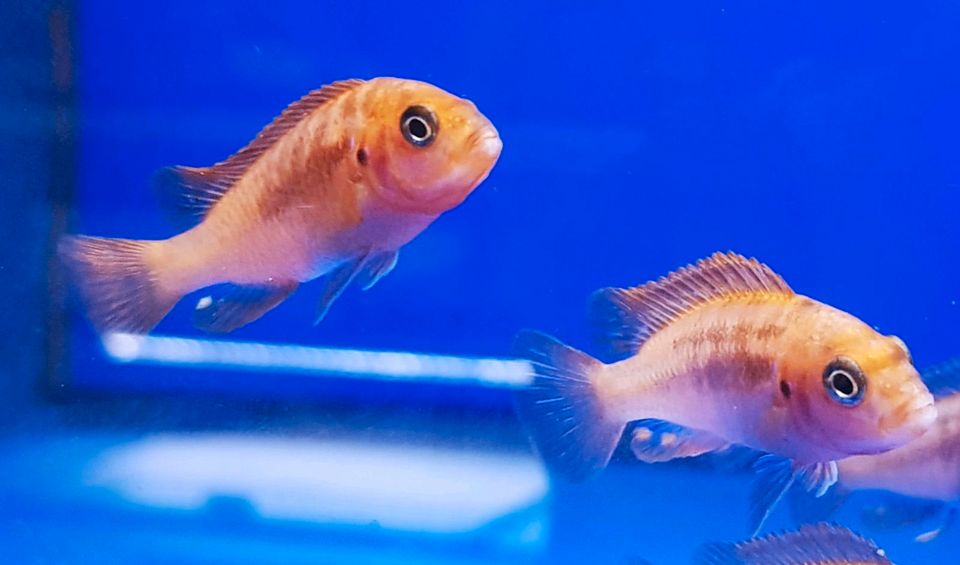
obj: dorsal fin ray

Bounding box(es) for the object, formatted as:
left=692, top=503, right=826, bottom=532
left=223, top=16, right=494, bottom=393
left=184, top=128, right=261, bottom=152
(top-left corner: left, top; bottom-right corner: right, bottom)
left=590, top=252, right=794, bottom=357
left=695, top=523, right=892, bottom=565
left=155, top=79, right=365, bottom=224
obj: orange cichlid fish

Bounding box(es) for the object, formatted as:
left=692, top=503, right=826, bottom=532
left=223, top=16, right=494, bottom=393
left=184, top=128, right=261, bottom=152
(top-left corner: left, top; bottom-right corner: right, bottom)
left=792, top=359, right=960, bottom=543
left=695, top=523, right=893, bottom=564
left=60, top=77, right=502, bottom=334
left=514, top=252, right=936, bottom=534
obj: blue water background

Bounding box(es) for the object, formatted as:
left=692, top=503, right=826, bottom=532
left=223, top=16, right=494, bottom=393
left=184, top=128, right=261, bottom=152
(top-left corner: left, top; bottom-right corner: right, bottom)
left=5, top=1, right=960, bottom=563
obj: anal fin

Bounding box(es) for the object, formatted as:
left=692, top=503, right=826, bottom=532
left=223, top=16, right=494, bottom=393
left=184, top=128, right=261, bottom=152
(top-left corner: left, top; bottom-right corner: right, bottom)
left=194, top=281, right=298, bottom=333
left=629, top=420, right=729, bottom=463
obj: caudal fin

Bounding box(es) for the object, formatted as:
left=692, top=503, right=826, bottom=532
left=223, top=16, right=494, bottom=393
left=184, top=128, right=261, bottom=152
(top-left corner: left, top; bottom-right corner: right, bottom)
left=513, top=330, right=624, bottom=481
left=58, top=236, right=179, bottom=334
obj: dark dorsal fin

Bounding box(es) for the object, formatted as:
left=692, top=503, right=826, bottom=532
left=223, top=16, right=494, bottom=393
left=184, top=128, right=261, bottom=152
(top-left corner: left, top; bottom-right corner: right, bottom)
left=590, top=252, right=794, bottom=357
left=694, top=523, right=891, bottom=565
left=155, top=79, right=365, bottom=224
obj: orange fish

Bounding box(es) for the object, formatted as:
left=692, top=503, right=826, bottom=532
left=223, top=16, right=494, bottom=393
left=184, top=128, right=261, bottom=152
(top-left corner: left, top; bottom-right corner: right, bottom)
left=695, top=523, right=892, bottom=564
left=60, top=77, right=502, bottom=334
left=514, top=252, right=935, bottom=533
left=792, top=359, right=960, bottom=542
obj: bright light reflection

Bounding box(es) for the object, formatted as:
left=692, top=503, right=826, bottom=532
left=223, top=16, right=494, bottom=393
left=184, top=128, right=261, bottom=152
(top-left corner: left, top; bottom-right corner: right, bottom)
left=101, top=332, right=534, bottom=388
left=86, top=434, right=548, bottom=536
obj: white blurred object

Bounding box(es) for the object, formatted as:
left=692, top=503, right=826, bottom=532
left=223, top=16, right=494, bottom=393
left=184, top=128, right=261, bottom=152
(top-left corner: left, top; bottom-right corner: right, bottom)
left=85, top=434, right=548, bottom=536
left=101, top=332, right=533, bottom=388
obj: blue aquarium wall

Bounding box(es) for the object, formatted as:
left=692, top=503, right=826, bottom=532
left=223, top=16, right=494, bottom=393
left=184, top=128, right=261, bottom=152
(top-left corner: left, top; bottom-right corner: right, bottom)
left=2, top=1, right=960, bottom=563
left=75, top=1, right=960, bottom=360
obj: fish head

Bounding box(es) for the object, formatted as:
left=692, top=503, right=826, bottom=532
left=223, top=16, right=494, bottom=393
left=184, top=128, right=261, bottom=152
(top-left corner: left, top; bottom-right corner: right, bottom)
left=360, top=78, right=502, bottom=214
left=781, top=303, right=935, bottom=459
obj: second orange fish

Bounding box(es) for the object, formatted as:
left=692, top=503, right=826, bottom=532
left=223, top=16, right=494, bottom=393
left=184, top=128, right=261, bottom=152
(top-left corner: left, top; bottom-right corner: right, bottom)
left=515, top=252, right=936, bottom=534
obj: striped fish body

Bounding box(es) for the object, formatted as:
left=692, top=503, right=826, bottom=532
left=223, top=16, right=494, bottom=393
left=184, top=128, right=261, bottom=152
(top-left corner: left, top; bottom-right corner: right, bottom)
left=515, top=252, right=935, bottom=534
left=60, top=77, right=502, bottom=333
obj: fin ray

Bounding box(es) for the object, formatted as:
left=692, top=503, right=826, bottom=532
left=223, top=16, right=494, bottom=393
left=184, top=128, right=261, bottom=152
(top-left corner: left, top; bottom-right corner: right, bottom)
left=315, top=256, right=366, bottom=324
left=58, top=236, right=179, bottom=334
left=751, top=455, right=839, bottom=535
left=513, top=330, right=624, bottom=481
left=590, top=252, right=793, bottom=356
left=356, top=251, right=399, bottom=291
left=750, top=455, right=797, bottom=536
left=156, top=79, right=365, bottom=224
left=694, top=523, right=892, bottom=565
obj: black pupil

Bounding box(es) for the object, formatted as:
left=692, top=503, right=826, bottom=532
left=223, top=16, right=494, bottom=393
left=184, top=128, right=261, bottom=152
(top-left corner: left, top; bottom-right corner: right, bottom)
left=832, top=371, right=855, bottom=396
left=408, top=117, right=428, bottom=139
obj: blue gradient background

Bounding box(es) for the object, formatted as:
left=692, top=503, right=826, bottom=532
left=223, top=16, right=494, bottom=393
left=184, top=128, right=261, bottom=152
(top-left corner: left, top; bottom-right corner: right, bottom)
left=77, top=2, right=960, bottom=364
left=16, top=1, right=960, bottom=563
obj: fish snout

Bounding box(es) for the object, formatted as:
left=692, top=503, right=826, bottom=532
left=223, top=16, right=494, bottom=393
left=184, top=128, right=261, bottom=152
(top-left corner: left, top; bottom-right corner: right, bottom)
left=477, top=129, right=503, bottom=160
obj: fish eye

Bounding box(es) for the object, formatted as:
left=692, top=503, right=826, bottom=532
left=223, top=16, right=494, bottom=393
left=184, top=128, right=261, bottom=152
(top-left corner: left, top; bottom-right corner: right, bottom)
left=823, top=357, right=866, bottom=406
left=400, top=105, right=438, bottom=147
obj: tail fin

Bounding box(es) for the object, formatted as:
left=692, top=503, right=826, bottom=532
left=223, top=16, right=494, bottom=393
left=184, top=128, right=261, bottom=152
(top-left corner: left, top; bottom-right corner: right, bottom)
left=58, top=236, right=179, bottom=334
left=513, top=330, right=624, bottom=481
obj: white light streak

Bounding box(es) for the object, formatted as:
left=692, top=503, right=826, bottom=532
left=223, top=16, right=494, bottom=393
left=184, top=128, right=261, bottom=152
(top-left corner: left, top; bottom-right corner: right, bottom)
left=101, top=332, right=534, bottom=388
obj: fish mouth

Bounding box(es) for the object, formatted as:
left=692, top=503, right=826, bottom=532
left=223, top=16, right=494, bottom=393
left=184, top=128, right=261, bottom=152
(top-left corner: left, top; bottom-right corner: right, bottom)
left=477, top=133, right=502, bottom=158
left=880, top=394, right=937, bottom=439
left=468, top=127, right=502, bottom=160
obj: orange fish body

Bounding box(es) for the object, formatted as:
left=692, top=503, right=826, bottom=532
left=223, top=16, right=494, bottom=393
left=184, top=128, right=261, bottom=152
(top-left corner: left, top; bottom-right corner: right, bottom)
left=60, top=78, right=502, bottom=333
left=607, top=295, right=929, bottom=464
left=515, top=252, right=935, bottom=534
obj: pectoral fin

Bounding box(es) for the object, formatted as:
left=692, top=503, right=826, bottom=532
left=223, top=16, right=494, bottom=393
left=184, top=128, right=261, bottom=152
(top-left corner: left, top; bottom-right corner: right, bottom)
left=315, top=256, right=366, bottom=324
left=356, top=251, right=399, bottom=291
left=194, top=281, right=298, bottom=333
left=750, top=455, right=838, bottom=535
left=629, top=420, right=729, bottom=463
